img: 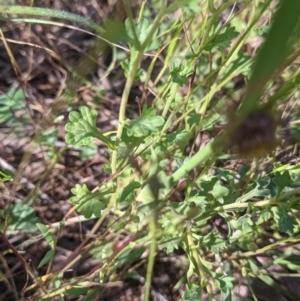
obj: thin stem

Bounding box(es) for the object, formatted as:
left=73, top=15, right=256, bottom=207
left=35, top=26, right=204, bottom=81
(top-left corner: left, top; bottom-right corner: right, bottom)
left=111, top=50, right=144, bottom=173
left=144, top=215, right=157, bottom=301
left=111, top=4, right=166, bottom=172
left=170, top=139, right=216, bottom=185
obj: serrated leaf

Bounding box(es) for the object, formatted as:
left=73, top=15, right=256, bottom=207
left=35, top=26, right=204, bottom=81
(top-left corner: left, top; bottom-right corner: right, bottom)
left=77, top=197, right=105, bottom=219
left=170, top=63, right=193, bottom=86
left=158, top=236, right=181, bottom=254
left=126, top=107, right=164, bottom=137
left=205, top=26, right=239, bottom=51
left=122, top=128, right=146, bottom=149
left=273, top=171, right=292, bottom=194
left=200, top=177, right=228, bottom=203
left=271, top=206, right=294, bottom=234
left=201, top=232, right=228, bottom=254
left=258, top=209, right=272, bottom=223
left=183, top=283, right=202, bottom=301
left=224, top=51, right=251, bottom=77
left=187, top=111, right=202, bottom=127
left=70, top=184, right=106, bottom=218
left=187, top=194, right=208, bottom=211
left=236, top=214, right=253, bottom=231
left=167, top=129, right=191, bottom=147
left=65, top=106, right=114, bottom=149
left=125, top=18, right=160, bottom=51
left=121, top=56, right=144, bottom=80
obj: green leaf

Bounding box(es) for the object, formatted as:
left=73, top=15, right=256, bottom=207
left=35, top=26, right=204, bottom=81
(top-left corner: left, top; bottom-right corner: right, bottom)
left=241, top=0, right=300, bottom=113
left=205, top=26, right=239, bottom=51
left=102, top=18, right=128, bottom=44
left=201, top=232, right=227, bottom=254
left=121, top=127, right=146, bottom=150
left=257, top=208, right=272, bottom=224
left=79, top=144, right=98, bottom=161
left=223, top=51, right=251, bottom=77
left=170, top=63, right=193, bottom=86
left=273, top=171, right=292, bottom=194
left=236, top=214, right=253, bottom=232
left=236, top=186, right=270, bottom=203
left=158, top=236, right=181, bottom=254
left=121, top=56, right=144, bottom=80
left=187, top=193, right=208, bottom=212
left=272, top=206, right=294, bottom=234
left=1, top=203, right=39, bottom=232
left=0, top=170, right=12, bottom=183
left=38, top=249, right=55, bottom=268
left=254, top=24, right=270, bottom=36
left=220, top=289, right=232, bottom=301
left=40, top=129, right=59, bottom=146
left=166, top=129, right=190, bottom=147
left=215, top=273, right=235, bottom=293
left=183, top=283, right=202, bottom=301
left=65, top=106, right=114, bottom=149
left=36, top=223, right=54, bottom=248
left=70, top=184, right=106, bottom=218
left=126, top=107, right=165, bottom=137
left=119, top=181, right=142, bottom=203
left=125, top=18, right=160, bottom=51
left=200, top=176, right=229, bottom=203
left=275, top=255, right=300, bottom=271
left=166, top=0, right=202, bottom=15
left=66, top=286, right=89, bottom=296
left=0, top=86, right=28, bottom=124
left=229, top=230, right=242, bottom=243
left=278, top=214, right=294, bottom=234
left=116, top=247, right=146, bottom=265
left=187, top=111, right=202, bottom=127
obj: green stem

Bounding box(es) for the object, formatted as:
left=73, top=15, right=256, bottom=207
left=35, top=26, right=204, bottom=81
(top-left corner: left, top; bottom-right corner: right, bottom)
left=162, top=83, right=179, bottom=118
left=110, top=4, right=166, bottom=173
left=191, top=188, right=300, bottom=224
left=195, top=0, right=241, bottom=57
left=110, top=50, right=144, bottom=172
left=144, top=215, right=157, bottom=301
left=170, top=139, right=216, bottom=185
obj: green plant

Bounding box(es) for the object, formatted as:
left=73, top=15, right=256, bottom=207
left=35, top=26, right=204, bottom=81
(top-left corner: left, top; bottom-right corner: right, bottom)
left=0, top=86, right=30, bottom=135
left=2, top=1, right=300, bottom=300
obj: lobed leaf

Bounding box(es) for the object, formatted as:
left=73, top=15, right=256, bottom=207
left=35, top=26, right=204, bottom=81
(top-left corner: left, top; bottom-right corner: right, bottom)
left=126, top=107, right=165, bottom=137
left=70, top=184, right=107, bottom=218
left=204, top=26, right=239, bottom=51
left=65, top=106, right=114, bottom=149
